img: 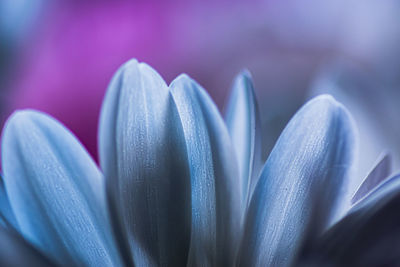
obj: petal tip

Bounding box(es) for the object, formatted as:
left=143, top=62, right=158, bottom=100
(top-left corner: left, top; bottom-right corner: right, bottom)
left=237, top=68, right=252, bottom=79
left=137, top=61, right=165, bottom=79
left=170, top=74, right=202, bottom=95
left=170, top=73, right=193, bottom=86
left=306, top=94, right=354, bottom=124
left=231, top=69, right=256, bottom=100
left=121, top=58, right=139, bottom=69
left=309, top=94, right=338, bottom=106
left=3, top=109, right=43, bottom=134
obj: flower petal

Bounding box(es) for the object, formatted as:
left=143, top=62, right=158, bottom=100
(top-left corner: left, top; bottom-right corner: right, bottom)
left=2, top=110, right=121, bottom=266
left=0, top=225, right=56, bottom=267
left=238, top=95, right=357, bottom=266
left=224, top=70, right=262, bottom=205
left=303, top=174, right=400, bottom=266
left=98, top=59, right=191, bottom=266
left=170, top=74, right=242, bottom=266
left=352, top=153, right=391, bottom=204
left=0, top=177, right=18, bottom=229
left=309, top=68, right=392, bottom=196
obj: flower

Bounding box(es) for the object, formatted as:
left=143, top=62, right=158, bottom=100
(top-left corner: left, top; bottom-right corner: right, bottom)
left=0, top=59, right=399, bottom=266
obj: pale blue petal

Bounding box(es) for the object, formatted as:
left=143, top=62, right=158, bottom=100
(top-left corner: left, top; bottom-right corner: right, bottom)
left=2, top=110, right=121, bottom=266
left=309, top=69, right=393, bottom=197
left=303, top=174, right=400, bottom=266
left=352, top=153, right=391, bottom=204
left=0, top=225, right=56, bottom=267
left=0, top=177, right=18, bottom=229
left=170, top=74, right=242, bottom=266
left=99, top=59, right=191, bottom=266
left=225, top=70, right=262, bottom=205
left=238, top=95, right=357, bottom=266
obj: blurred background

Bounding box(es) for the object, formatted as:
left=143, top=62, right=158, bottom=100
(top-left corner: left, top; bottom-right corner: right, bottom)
left=1, top=0, right=400, bottom=186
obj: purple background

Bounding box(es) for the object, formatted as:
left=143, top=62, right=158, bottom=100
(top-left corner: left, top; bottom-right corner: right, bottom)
left=1, top=0, right=400, bottom=178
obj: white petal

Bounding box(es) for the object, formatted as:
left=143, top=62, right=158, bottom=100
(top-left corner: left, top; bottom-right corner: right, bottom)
left=0, top=225, right=56, bottom=267
left=304, top=173, right=400, bottom=266
left=2, top=110, right=120, bottom=266
left=352, top=153, right=391, bottom=204
left=170, top=74, right=242, bottom=266
left=0, top=177, right=18, bottom=229
left=99, top=59, right=191, bottom=266
left=239, top=95, right=357, bottom=266
left=225, top=70, right=262, bottom=205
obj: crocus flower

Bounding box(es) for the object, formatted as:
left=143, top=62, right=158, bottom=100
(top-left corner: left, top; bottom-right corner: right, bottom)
left=0, top=59, right=399, bottom=266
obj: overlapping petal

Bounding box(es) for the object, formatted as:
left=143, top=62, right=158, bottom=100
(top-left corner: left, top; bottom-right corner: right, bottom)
left=225, top=70, right=262, bottom=205
left=99, top=59, right=191, bottom=266
left=170, top=74, right=242, bottom=266
left=1, top=111, right=120, bottom=266
left=0, top=177, right=18, bottom=229
left=0, top=226, right=56, bottom=267
left=352, top=153, right=391, bottom=204
left=304, top=174, right=400, bottom=266
left=239, top=95, right=357, bottom=266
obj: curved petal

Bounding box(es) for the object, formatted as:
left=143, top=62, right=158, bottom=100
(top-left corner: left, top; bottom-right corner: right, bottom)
left=1, top=110, right=121, bottom=266
left=309, top=68, right=395, bottom=197
left=98, top=59, right=191, bottom=266
left=224, top=70, right=262, bottom=205
left=0, top=225, right=56, bottom=267
left=352, top=153, right=391, bottom=204
left=238, top=95, right=357, bottom=266
left=170, top=74, right=242, bottom=266
left=0, top=177, right=18, bottom=229
left=303, top=174, right=400, bottom=266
